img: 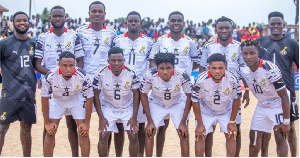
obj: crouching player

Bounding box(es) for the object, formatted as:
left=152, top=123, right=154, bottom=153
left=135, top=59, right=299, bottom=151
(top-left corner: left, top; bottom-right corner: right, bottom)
left=41, top=51, right=93, bottom=157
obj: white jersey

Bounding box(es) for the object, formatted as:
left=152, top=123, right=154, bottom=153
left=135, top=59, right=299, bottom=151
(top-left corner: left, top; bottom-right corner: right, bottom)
left=112, top=32, right=153, bottom=79
left=140, top=67, right=193, bottom=108
left=200, top=38, right=244, bottom=76
left=192, top=70, right=242, bottom=115
left=35, top=27, right=85, bottom=70
left=237, top=59, right=285, bottom=108
left=149, top=33, right=200, bottom=75
left=41, top=66, right=93, bottom=104
left=76, top=24, right=117, bottom=78
left=93, top=65, right=140, bottom=109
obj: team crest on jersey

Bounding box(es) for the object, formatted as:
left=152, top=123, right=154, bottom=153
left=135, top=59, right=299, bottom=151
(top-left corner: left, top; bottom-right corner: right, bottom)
left=182, top=46, right=189, bottom=55
left=174, top=84, right=180, bottom=91
left=65, top=41, right=72, bottom=50
left=223, top=87, right=230, bottom=95
left=74, top=85, right=80, bottom=91
left=231, top=52, right=237, bottom=61
left=139, top=46, right=146, bottom=54
left=124, top=81, right=131, bottom=89
left=260, top=78, right=266, bottom=86
left=104, top=37, right=110, bottom=45
left=0, top=112, right=6, bottom=121
left=29, top=47, right=34, bottom=55
left=280, top=47, right=287, bottom=55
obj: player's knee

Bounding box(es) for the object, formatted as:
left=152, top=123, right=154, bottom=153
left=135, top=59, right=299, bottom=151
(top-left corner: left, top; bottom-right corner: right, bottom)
left=21, top=125, right=31, bottom=135
left=99, top=133, right=110, bottom=143
left=128, top=132, right=139, bottom=143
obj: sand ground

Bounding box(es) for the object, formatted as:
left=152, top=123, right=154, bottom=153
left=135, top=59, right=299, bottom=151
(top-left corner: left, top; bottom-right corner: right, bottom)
left=0, top=90, right=298, bottom=157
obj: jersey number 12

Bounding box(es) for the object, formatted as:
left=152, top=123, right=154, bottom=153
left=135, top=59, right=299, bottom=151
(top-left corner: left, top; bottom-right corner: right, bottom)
left=20, top=55, right=30, bottom=68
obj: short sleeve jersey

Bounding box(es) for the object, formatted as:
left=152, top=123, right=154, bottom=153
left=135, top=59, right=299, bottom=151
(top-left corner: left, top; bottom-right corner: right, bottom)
left=200, top=38, right=244, bottom=76
left=76, top=24, right=117, bottom=78
left=192, top=70, right=242, bottom=115
left=93, top=65, right=140, bottom=109
left=257, top=36, right=299, bottom=102
left=140, top=67, right=193, bottom=108
left=149, top=33, right=199, bottom=75
left=237, top=59, right=285, bottom=108
left=41, top=67, right=93, bottom=104
left=35, top=27, right=84, bottom=70
left=0, top=35, right=37, bottom=100
left=112, top=32, right=153, bottom=79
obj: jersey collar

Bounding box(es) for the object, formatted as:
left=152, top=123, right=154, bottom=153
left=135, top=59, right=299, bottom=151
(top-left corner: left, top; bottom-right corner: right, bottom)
left=217, top=38, right=233, bottom=44
left=58, top=68, right=76, bottom=75
left=207, top=71, right=225, bottom=78
left=88, top=23, right=106, bottom=29
left=49, top=27, right=67, bottom=33
left=167, top=32, right=184, bottom=38
left=108, top=65, right=125, bottom=70
left=124, top=32, right=143, bottom=38
left=258, top=59, right=263, bottom=68
left=157, top=70, right=175, bottom=77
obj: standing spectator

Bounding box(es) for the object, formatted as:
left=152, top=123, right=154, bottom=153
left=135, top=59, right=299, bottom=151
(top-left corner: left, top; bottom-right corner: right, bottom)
left=195, top=23, right=203, bottom=40
left=7, top=16, right=14, bottom=36
left=295, top=0, right=299, bottom=24
left=30, top=15, right=36, bottom=26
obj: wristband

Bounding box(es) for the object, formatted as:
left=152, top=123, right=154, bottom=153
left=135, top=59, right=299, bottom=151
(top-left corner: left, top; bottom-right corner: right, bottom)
left=283, top=119, right=290, bottom=125
left=229, top=120, right=235, bottom=124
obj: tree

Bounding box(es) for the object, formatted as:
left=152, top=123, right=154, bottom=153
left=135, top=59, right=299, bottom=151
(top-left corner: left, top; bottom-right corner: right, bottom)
left=40, top=7, right=50, bottom=21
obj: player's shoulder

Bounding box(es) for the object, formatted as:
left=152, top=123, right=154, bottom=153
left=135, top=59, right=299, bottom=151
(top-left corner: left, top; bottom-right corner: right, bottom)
left=76, top=24, right=89, bottom=32
left=141, top=34, right=152, bottom=41
left=95, top=65, right=109, bottom=75
left=75, top=67, right=88, bottom=78
left=113, top=33, right=126, bottom=42
left=225, top=70, right=239, bottom=82
left=202, top=40, right=216, bottom=49
left=261, top=59, right=279, bottom=72
left=174, top=67, right=190, bottom=80
left=45, top=67, right=59, bottom=80
left=105, top=26, right=117, bottom=34
left=156, top=34, right=168, bottom=41
left=256, top=36, right=268, bottom=43
left=195, top=71, right=209, bottom=82
left=124, top=65, right=138, bottom=74
left=145, top=67, right=158, bottom=78
left=38, top=31, right=50, bottom=38
left=283, top=36, right=299, bottom=45
left=183, top=35, right=198, bottom=45
left=231, top=39, right=241, bottom=45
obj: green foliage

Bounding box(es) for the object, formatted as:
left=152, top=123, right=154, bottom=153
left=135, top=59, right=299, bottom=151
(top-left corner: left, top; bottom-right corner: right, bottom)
left=117, top=17, right=126, bottom=23
left=40, top=7, right=50, bottom=21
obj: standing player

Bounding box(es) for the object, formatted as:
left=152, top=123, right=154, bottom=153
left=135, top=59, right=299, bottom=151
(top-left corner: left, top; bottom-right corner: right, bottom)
left=93, top=47, right=140, bottom=157
left=199, top=16, right=249, bottom=157
left=256, top=11, right=299, bottom=157
left=192, top=53, right=241, bottom=157
left=238, top=39, right=290, bottom=157
left=76, top=1, right=117, bottom=79
left=0, top=12, right=37, bottom=156
left=41, top=52, right=93, bottom=157
left=112, top=11, right=153, bottom=157
left=148, top=11, right=200, bottom=156
left=34, top=6, right=84, bottom=157
left=140, top=53, right=192, bottom=157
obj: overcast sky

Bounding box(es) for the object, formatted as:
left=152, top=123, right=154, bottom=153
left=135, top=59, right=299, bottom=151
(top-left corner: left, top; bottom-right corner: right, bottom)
left=0, top=0, right=297, bottom=26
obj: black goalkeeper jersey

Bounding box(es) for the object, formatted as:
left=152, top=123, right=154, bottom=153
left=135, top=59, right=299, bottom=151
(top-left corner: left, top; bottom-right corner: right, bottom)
left=0, top=35, right=37, bottom=101
left=257, top=36, right=299, bottom=102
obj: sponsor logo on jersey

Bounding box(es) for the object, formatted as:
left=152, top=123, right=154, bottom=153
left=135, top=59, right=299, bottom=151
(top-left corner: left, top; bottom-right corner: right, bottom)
left=260, top=78, right=266, bottom=86
left=231, top=52, right=237, bottom=61
left=280, top=47, right=287, bottom=55
left=46, top=44, right=52, bottom=48
left=174, top=84, right=180, bottom=91
left=104, top=37, right=110, bottom=45
left=139, top=46, right=146, bottom=54
left=106, top=83, right=110, bottom=87
left=163, top=47, right=169, bottom=53
left=12, top=50, right=18, bottom=54
left=54, top=85, right=58, bottom=88
left=84, top=37, right=89, bottom=41
left=0, top=112, right=7, bottom=121
left=154, top=87, right=160, bottom=91
left=29, top=47, right=34, bottom=55
left=223, top=87, right=230, bottom=95
left=65, top=41, right=72, bottom=50
left=183, top=46, right=189, bottom=55
left=75, top=85, right=80, bottom=91
left=204, top=89, right=210, bottom=94
left=124, top=81, right=130, bottom=89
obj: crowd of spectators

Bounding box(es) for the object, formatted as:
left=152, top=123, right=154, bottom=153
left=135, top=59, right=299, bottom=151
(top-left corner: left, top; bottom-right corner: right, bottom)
left=0, top=14, right=298, bottom=49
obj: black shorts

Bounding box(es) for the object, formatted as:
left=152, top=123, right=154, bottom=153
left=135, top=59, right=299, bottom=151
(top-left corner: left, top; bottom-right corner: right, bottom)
left=290, top=101, right=299, bottom=122
left=0, top=98, right=36, bottom=125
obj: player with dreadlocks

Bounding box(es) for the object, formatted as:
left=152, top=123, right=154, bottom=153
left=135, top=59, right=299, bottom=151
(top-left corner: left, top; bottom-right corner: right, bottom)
left=237, top=39, right=290, bottom=157
left=199, top=16, right=249, bottom=156
left=140, top=53, right=193, bottom=156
